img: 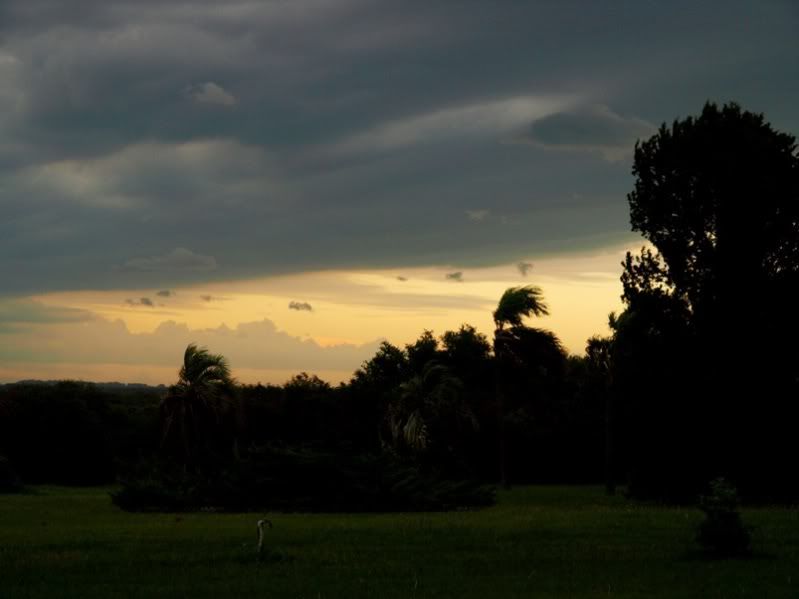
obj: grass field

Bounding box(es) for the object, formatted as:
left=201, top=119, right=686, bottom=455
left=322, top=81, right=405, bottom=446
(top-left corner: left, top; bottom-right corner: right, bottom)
left=1, top=486, right=797, bottom=598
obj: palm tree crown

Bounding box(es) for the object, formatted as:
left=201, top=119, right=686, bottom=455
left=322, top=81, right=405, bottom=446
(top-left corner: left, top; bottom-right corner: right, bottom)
left=386, top=361, right=474, bottom=454
left=492, top=285, right=552, bottom=487
left=493, top=286, right=549, bottom=330
left=160, top=344, right=234, bottom=462
left=175, top=343, right=233, bottom=398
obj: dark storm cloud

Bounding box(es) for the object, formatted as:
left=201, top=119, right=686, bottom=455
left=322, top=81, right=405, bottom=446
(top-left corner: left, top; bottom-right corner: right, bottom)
left=1, top=1, right=797, bottom=295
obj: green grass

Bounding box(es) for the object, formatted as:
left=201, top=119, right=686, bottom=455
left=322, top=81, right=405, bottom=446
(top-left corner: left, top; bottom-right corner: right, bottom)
left=1, top=485, right=797, bottom=598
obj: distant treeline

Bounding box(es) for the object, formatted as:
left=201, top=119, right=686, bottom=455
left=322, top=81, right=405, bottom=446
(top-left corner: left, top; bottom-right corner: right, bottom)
left=0, top=331, right=603, bottom=488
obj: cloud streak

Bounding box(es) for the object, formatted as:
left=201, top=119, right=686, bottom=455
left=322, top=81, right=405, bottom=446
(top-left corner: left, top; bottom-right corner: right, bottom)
left=329, top=95, right=575, bottom=156
left=122, top=248, right=218, bottom=273
left=0, top=299, right=93, bottom=333
left=188, top=82, right=237, bottom=107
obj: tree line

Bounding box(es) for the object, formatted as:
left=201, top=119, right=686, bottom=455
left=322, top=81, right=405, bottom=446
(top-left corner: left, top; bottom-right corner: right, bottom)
left=1, top=101, right=797, bottom=506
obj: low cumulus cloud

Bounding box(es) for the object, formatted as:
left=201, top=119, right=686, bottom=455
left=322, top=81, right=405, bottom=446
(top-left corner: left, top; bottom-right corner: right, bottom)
left=445, top=271, right=464, bottom=282
left=517, top=261, right=533, bottom=276
left=187, top=82, right=237, bottom=107
left=0, top=317, right=383, bottom=376
left=523, top=105, right=655, bottom=161
left=288, top=301, right=313, bottom=312
left=122, top=248, right=218, bottom=273
left=125, top=297, right=155, bottom=307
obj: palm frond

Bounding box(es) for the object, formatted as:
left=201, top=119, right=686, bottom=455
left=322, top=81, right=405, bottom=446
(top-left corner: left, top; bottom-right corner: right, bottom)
left=493, top=285, right=549, bottom=329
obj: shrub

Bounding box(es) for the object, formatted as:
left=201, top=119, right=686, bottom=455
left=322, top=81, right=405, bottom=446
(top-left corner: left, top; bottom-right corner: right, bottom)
left=696, top=477, right=751, bottom=557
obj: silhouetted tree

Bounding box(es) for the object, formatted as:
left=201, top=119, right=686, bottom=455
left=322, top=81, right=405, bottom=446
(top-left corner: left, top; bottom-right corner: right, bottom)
left=350, top=341, right=408, bottom=391
left=586, top=333, right=614, bottom=494
left=406, top=330, right=441, bottom=376
left=160, top=344, right=235, bottom=467
left=440, top=325, right=493, bottom=387
left=619, top=101, right=799, bottom=499
left=384, top=362, right=474, bottom=461
left=492, top=286, right=550, bottom=485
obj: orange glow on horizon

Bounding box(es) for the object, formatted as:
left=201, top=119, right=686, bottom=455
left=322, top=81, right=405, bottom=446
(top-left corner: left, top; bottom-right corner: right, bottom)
left=8, top=246, right=632, bottom=385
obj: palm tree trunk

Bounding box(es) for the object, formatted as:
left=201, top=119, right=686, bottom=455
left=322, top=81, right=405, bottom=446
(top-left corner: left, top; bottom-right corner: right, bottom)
left=495, top=366, right=509, bottom=489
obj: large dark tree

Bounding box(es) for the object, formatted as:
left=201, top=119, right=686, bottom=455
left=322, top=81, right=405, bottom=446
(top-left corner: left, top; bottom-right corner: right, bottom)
left=619, top=102, right=799, bottom=500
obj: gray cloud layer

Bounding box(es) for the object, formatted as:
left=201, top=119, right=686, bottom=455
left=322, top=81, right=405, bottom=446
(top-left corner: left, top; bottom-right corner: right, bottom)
left=1, top=1, right=797, bottom=295
left=0, top=299, right=93, bottom=333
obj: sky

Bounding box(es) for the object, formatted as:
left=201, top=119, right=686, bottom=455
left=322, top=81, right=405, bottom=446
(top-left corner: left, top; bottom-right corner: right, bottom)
left=1, top=1, right=798, bottom=385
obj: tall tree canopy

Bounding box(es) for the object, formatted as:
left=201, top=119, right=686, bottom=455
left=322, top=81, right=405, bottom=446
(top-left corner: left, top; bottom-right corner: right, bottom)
left=617, top=102, right=799, bottom=500
left=624, top=102, right=799, bottom=344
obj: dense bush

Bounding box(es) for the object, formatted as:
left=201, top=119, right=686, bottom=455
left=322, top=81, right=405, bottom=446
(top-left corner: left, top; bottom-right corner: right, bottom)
left=112, top=446, right=495, bottom=512
left=696, top=478, right=752, bottom=557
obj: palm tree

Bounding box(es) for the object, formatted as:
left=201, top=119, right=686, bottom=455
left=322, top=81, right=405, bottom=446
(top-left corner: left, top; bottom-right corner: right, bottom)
left=160, top=343, right=235, bottom=467
left=385, top=361, right=476, bottom=461
left=492, top=286, right=550, bottom=487
left=493, top=285, right=549, bottom=330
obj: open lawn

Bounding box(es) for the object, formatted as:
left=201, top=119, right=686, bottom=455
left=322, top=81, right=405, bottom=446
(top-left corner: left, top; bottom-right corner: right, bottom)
left=1, top=486, right=797, bottom=598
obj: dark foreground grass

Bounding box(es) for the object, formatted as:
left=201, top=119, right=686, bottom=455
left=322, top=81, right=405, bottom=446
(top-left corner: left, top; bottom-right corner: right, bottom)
left=1, top=486, right=797, bottom=598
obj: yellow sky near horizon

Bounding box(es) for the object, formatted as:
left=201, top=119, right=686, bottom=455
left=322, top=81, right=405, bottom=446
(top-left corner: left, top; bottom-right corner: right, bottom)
left=7, top=245, right=630, bottom=385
